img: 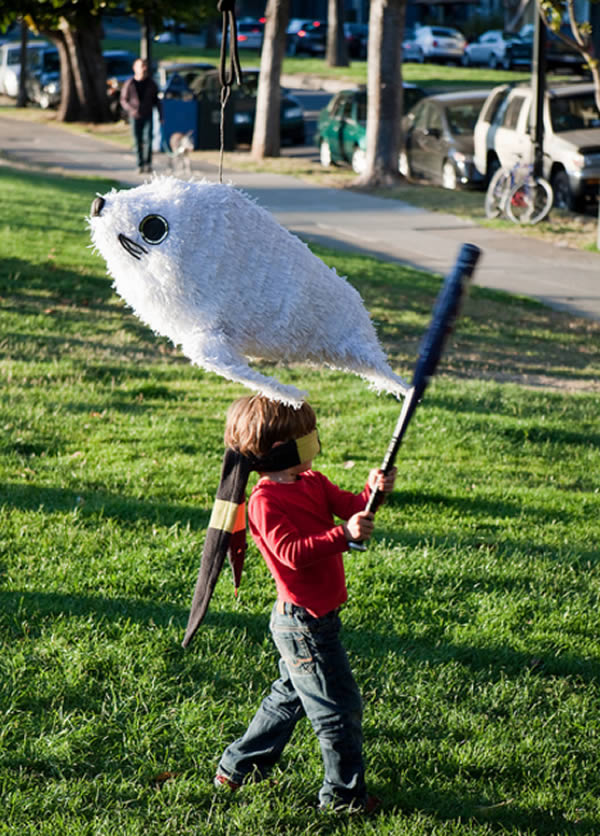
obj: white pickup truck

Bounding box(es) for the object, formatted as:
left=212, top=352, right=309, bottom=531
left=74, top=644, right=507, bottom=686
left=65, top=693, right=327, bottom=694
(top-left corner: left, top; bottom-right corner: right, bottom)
left=473, top=82, right=600, bottom=212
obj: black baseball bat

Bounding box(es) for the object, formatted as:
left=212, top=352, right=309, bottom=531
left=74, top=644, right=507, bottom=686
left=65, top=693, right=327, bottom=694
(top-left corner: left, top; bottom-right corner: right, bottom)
left=348, top=242, right=482, bottom=550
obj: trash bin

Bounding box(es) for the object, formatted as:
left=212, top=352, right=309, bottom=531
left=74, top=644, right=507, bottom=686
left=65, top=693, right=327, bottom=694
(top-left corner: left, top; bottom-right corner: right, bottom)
left=160, top=76, right=199, bottom=151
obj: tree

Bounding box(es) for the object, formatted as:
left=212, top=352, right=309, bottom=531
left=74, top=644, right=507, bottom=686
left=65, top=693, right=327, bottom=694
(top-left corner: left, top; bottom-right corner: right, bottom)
left=537, top=0, right=599, bottom=109
left=0, top=1, right=215, bottom=122
left=355, top=0, right=406, bottom=187
left=16, top=17, right=28, bottom=108
left=326, top=0, right=349, bottom=67
left=251, top=0, right=289, bottom=159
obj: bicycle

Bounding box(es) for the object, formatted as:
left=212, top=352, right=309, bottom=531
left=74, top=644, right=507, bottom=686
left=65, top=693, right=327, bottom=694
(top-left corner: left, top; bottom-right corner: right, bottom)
left=485, top=161, right=553, bottom=225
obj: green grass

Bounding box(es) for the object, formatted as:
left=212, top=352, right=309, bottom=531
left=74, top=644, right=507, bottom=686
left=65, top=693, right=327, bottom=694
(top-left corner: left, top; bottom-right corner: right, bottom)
left=1, top=165, right=600, bottom=835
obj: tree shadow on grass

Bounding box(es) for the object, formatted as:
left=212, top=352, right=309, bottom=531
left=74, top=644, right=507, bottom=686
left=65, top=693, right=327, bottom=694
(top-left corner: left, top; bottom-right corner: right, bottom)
left=0, top=481, right=211, bottom=529
left=391, top=787, right=596, bottom=835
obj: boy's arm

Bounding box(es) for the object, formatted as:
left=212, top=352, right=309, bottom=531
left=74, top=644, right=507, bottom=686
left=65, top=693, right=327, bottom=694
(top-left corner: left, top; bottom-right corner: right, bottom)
left=250, top=499, right=350, bottom=569
left=325, top=467, right=397, bottom=521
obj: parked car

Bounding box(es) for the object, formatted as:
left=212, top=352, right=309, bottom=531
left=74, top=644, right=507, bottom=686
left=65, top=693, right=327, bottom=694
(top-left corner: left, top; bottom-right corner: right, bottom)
left=168, top=66, right=305, bottom=146
left=315, top=84, right=426, bottom=173
left=286, top=19, right=327, bottom=56
left=228, top=67, right=305, bottom=145
left=216, top=18, right=264, bottom=50
left=402, top=26, right=425, bottom=63
left=473, top=82, right=600, bottom=211
left=25, top=45, right=60, bottom=109
left=462, top=30, right=524, bottom=69
left=344, top=23, right=368, bottom=59
left=413, top=25, right=466, bottom=64
left=400, top=90, right=489, bottom=189
left=236, top=19, right=265, bottom=50
left=156, top=61, right=217, bottom=94
left=0, top=40, right=49, bottom=97
left=517, top=21, right=586, bottom=72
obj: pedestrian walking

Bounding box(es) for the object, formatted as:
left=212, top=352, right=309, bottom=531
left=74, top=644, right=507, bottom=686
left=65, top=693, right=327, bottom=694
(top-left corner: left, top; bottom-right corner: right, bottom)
left=119, top=58, right=162, bottom=173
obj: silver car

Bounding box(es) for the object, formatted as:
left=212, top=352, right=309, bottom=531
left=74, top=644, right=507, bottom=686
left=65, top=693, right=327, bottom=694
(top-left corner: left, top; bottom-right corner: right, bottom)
left=414, top=25, right=466, bottom=64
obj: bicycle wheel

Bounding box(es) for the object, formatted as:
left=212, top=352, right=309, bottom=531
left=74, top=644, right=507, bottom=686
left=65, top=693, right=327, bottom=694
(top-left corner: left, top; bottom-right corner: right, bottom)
left=505, top=176, right=553, bottom=224
left=484, top=167, right=509, bottom=219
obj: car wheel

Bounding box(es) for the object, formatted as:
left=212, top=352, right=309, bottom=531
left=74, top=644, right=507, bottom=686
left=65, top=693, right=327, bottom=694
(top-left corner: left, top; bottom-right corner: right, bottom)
left=551, top=169, right=578, bottom=211
left=351, top=147, right=366, bottom=174
left=399, top=150, right=411, bottom=178
left=442, top=160, right=458, bottom=190
left=320, top=140, right=334, bottom=168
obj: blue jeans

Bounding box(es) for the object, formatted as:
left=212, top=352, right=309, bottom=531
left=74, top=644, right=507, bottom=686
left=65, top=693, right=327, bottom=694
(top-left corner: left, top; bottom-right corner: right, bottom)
left=130, top=116, right=153, bottom=168
left=218, top=602, right=366, bottom=807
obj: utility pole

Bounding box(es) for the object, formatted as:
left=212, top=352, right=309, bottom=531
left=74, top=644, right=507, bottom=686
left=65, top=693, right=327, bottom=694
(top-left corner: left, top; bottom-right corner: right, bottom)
left=530, top=10, right=546, bottom=178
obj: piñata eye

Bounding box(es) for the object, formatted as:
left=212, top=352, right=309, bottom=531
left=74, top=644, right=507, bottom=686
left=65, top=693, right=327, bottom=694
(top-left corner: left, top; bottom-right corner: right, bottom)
left=139, top=214, right=169, bottom=244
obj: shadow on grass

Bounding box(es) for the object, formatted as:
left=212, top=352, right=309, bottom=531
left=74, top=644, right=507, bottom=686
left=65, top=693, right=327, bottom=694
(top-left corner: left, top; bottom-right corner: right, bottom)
left=395, top=787, right=595, bottom=835
left=0, top=481, right=211, bottom=529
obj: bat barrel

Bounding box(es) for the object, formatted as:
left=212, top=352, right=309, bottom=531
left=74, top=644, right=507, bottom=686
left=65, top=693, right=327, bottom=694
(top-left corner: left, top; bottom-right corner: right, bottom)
left=347, top=242, right=481, bottom=552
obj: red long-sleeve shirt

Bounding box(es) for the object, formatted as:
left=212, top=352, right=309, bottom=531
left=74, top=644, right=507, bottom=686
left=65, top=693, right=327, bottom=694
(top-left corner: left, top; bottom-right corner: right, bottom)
left=248, top=470, right=371, bottom=616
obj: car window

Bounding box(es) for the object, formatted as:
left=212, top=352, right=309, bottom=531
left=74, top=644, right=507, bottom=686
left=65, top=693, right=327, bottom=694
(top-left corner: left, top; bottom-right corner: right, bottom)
left=481, top=87, right=509, bottom=125
left=427, top=106, right=443, bottom=132
left=550, top=92, right=600, bottom=131
left=412, top=102, right=429, bottom=129
left=332, top=96, right=347, bottom=119
left=501, top=95, right=526, bottom=130
left=355, top=92, right=367, bottom=122
left=446, top=102, right=483, bottom=135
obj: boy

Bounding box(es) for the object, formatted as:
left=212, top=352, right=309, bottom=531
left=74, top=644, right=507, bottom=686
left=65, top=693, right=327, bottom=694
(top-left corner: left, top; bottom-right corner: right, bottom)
left=214, top=395, right=396, bottom=813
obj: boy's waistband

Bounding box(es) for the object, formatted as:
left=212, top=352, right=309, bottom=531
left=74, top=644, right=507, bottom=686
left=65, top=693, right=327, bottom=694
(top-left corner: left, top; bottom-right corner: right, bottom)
left=276, top=600, right=339, bottom=618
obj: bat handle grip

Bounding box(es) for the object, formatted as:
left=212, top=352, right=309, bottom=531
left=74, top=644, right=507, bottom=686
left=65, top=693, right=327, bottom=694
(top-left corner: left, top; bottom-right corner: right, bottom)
left=346, top=489, right=382, bottom=551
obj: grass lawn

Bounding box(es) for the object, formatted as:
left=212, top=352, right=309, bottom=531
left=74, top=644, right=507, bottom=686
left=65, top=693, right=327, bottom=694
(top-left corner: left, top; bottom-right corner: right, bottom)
left=1, top=165, right=599, bottom=835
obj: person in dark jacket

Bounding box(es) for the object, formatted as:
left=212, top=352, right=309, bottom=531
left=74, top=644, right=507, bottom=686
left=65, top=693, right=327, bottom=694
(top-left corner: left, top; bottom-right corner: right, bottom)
left=120, top=58, right=162, bottom=173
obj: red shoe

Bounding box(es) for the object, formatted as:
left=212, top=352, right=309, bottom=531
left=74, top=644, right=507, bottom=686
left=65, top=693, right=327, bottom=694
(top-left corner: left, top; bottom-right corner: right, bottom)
left=213, top=772, right=241, bottom=791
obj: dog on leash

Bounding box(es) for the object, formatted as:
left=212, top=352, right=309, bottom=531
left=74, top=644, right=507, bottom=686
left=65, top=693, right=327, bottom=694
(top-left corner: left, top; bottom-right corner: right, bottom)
left=167, top=131, right=194, bottom=178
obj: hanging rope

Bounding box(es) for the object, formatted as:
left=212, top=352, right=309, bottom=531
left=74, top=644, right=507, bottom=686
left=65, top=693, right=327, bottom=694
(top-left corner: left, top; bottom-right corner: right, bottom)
left=217, top=0, right=243, bottom=183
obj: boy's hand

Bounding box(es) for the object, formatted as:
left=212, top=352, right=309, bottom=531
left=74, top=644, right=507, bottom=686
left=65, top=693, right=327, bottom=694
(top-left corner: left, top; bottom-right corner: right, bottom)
left=343, top=511, right=375, bottom=542
left=368, top=466, right=397, bottom=494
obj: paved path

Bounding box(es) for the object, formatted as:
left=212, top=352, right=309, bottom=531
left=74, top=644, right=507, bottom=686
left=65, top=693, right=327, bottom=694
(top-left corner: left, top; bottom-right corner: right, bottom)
left=1, top=115, right=599, bottom=321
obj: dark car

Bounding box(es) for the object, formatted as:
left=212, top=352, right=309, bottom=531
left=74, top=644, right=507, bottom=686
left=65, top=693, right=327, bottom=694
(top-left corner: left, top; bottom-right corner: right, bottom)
left=182, top=67, right=305, bottom=146
left=515, top=22, right=585, bottom=71
left=286, top=19, right=327, bottom=56
left=400, top=90, right=489, bottom=190
left=316, top=85, right=426, bottom=173
left=26, top=46, right=60, bottom=109
left=344, top=23, right=368, bottom=59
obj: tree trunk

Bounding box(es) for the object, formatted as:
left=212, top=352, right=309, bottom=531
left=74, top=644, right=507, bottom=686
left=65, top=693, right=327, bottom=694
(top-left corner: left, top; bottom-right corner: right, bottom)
left=251, top=0, right=289, bottom=159
left=327, top=0, right=349, bottom=67
left=39, top=15, right=109, bottom=123
left=355, top=0, right=406, bottom=187
left=16, top=19, right=28, bottom=108
left=140, top=13, right=152, bottom=65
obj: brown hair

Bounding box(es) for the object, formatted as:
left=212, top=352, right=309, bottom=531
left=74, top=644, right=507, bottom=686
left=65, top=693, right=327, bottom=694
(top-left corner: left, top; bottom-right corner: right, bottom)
left=224, top=396, right=317, bottom=458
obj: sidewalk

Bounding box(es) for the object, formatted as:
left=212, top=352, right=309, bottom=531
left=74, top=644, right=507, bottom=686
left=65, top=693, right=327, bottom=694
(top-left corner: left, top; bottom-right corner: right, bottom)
left=1, top=114, right=599, bottom=321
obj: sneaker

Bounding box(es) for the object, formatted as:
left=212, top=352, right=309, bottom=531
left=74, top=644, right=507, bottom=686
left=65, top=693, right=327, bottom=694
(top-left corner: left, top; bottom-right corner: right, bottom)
left=213, top=772, right=241, bottom=791
left=319, top=794, right=381, bottom=815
